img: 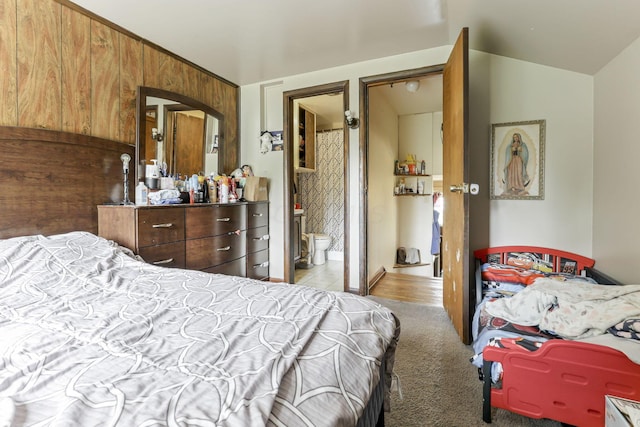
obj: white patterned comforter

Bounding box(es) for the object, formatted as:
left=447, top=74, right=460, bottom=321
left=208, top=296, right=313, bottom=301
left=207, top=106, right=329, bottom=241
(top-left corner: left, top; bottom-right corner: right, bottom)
left=485, top=277, right=640, bottom=339
left=0, top=232, right=399, bottom=426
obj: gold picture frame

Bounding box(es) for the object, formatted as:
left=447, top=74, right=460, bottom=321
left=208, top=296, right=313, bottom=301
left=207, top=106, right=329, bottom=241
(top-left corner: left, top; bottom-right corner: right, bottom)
left=490, top=119, right=546, bottom=200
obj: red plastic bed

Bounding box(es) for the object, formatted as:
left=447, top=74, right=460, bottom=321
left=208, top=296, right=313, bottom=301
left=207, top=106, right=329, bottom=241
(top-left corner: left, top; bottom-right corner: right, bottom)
left=474, top=246, right=640, bottom=426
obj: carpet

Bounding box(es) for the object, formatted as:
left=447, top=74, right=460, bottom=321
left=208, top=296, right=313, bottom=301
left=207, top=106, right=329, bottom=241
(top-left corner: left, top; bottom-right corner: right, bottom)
left=368, top=296, right=562, bottom=427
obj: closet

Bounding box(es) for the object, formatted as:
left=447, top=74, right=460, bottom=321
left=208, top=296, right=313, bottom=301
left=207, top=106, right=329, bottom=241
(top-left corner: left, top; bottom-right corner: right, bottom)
left=366, top=77, right=443, bottom=281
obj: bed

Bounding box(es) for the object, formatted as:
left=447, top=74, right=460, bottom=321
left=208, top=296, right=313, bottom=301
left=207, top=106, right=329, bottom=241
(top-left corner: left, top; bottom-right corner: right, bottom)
left=471, top=246, right=640, bottom=427
left=0, top=126, right=400, bottom=426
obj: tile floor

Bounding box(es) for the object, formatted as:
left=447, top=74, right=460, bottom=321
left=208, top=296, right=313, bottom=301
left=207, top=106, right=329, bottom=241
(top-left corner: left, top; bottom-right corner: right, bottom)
left=294, top=260, right=344, bottom=292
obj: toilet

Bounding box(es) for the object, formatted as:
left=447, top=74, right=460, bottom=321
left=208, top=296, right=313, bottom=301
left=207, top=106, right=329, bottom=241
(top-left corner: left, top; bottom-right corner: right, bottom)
left=301, top=233, right=332, bottom=265
left=312, top=233, right=332, bottom=265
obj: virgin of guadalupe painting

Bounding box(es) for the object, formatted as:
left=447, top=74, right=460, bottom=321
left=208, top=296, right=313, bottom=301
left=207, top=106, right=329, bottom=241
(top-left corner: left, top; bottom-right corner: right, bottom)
left=490, top=120, right=545, bottom=200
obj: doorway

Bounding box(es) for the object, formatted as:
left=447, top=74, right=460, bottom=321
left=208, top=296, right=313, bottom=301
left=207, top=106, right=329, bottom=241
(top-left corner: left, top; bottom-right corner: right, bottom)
left=283, top=81, right=350, bottom=291
left=359, top=65, right=445, bottom=297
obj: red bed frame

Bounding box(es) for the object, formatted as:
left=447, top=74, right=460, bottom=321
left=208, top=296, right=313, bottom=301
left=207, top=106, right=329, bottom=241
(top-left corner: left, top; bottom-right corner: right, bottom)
left=474, top=246, right=640, bottom=426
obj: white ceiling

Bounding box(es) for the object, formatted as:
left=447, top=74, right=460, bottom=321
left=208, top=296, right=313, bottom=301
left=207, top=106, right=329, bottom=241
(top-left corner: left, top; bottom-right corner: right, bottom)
left=69, top=0, right=640, bottom=87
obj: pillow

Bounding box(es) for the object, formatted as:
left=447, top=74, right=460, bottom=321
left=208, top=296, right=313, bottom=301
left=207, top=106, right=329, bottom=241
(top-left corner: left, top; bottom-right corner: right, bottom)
left=481, top=262, right=597, bottom=286
left=481, top=263, right=545, bottom=286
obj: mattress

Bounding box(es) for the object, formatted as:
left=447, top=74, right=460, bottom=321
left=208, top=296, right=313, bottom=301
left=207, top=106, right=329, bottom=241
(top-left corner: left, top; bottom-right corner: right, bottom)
left=0, top=231, right=399, bottom=426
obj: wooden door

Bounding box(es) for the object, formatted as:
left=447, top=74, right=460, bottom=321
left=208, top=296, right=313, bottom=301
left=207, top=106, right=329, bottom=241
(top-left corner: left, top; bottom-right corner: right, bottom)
left=175, top=113, right=205, bottom=176
left=145, top=112, right=157, bottom=165
left=442, top=28, right=471, bottom=343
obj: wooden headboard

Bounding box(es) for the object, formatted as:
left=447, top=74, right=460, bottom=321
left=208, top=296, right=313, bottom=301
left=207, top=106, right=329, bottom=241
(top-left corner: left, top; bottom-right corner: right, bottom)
left=0, top=126, right=135, bottom=239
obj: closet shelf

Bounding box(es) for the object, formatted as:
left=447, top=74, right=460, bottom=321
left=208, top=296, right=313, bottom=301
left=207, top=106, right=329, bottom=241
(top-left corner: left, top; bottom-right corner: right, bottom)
left=394, top=193, right=432, bottom=197
left=393, top=263, right=430, bottom=268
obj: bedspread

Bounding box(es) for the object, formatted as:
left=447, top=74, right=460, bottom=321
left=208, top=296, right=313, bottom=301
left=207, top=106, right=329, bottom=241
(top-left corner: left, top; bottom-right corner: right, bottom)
left=0, top=232, right=398, bottom=426
left=485, top=277, right=640, bottom=339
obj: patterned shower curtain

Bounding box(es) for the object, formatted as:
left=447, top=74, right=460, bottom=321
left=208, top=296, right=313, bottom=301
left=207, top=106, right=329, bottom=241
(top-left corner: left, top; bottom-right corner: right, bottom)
left=298, top=129, right=344, bottom=253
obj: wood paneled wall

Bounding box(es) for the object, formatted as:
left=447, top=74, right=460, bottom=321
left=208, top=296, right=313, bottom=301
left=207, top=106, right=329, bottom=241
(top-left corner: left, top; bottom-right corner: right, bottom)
left=0, top=0, right=238, bottom=171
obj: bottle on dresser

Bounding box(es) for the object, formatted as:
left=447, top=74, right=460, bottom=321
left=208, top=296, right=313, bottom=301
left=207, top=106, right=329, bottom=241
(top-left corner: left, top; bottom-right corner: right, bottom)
left=135, top=181, right=148, bottom=205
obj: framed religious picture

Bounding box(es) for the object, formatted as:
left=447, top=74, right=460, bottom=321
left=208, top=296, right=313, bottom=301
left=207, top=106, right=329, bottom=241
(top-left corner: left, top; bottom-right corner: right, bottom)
left=490, top=119, right=546, bottom=200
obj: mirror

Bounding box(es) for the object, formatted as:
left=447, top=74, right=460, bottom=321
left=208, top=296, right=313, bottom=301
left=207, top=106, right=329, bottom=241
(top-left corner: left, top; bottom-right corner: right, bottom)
left=136, top=86, right=224, bottom=183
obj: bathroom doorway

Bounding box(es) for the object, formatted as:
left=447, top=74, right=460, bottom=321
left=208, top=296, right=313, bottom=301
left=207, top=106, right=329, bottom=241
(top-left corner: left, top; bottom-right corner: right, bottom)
left=283, top=81, right=350, bottom=291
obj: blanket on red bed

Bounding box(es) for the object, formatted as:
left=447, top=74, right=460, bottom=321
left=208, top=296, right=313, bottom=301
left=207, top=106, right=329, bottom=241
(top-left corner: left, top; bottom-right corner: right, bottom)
left=485, top=278, right=640, bottom=339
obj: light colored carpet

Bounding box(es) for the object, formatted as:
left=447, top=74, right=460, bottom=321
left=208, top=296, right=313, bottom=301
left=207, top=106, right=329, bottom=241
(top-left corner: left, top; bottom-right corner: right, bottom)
left=367, top=296, right=562, bottom=427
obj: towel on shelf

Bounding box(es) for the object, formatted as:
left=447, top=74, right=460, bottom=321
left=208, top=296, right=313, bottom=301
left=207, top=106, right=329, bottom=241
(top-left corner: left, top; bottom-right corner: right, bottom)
left=405, top=248, right=421, bottom=264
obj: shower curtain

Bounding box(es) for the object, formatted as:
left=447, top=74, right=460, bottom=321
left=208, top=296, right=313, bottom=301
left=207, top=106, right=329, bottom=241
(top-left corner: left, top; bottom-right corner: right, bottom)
left=298, top=129, right=344, bottom=253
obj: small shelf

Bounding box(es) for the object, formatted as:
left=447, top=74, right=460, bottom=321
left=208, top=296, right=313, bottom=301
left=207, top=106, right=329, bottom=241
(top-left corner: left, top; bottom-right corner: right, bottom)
left=394, top=192, right=432, bottom=197
left=394, top=173, right=432, bottom=196
left=394, top=173, right=431, bottom=177
left=393, top=263, right=431, bottom=268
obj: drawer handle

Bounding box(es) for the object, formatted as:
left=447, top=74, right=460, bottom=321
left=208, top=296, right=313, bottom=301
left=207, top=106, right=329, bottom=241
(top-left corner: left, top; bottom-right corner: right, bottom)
left=252, top=213, right=263, bottom=217
left=216, top=217, right=231, bottom=222
left=228, top=230, right=241, bottom=236
left=253, top=261, right=269, bottom=268
left=252, top=234, right=270, bottom=241
left=153, top=258, right=174, bottom=265
left=216, top=246, right=231, bottom=251
left=152, top=223, right=173, bottom=228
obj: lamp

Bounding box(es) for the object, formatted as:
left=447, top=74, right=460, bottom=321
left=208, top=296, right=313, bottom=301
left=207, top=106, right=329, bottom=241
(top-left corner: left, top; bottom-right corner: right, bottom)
left=405, top=80, right=420, bottom=93
left=120, top=153, right=133, bottom=205
left=345, top=110, right=359, bottom=129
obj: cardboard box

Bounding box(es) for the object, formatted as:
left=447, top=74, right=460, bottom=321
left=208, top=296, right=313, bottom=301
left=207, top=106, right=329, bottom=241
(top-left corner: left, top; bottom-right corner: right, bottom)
left=244, top=176, right=268, bottom=201
left=606, top=395, right=640, bottom=427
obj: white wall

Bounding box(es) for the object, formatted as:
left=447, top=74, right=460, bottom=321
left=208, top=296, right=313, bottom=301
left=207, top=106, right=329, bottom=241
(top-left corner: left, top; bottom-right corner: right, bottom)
left=593, top=35, right=640, bottom=284
left=240, top=46, right=597, bottom=289
left=240, top=46, right=452, bottom=288
left=488, top=55, right=594, bottom=256
left=367, top=90, right=399, bottom=280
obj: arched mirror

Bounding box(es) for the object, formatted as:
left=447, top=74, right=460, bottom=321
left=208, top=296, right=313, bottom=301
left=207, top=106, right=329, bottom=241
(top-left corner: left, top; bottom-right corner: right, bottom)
left=136, top=86, right=224, bottom=183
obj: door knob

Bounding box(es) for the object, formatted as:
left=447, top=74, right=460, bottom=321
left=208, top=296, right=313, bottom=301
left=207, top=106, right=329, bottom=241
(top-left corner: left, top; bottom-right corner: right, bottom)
left=449, top=183, right=480, bottom=195
left=449, top=183, right=469, bottom=193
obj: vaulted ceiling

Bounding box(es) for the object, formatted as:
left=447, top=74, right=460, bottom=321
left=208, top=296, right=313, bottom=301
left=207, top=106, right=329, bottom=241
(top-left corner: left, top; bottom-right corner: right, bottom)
left=69, top=0, right=640, bottom=86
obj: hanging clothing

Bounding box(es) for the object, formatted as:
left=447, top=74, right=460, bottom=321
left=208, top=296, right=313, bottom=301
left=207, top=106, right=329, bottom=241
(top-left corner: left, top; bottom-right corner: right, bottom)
left=431, top=210, right=441, bottom=255
left=431, top=193, right=443, bottom=256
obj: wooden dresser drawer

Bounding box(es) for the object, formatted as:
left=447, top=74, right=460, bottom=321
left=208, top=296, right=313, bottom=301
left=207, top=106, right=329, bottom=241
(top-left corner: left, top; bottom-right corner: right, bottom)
left=247, top=250, right=269, bottom=280
left=186, top=205, right=247, bottom=238
left=186, top=231, right=246, bottom=270
left=137, top=208, right=185, bottom=247
left=138, top=241, right=186, bottom=268
left=246, top=226, right=269, bottom=254
left=203, top=257, right=246, bottom=277
left=247, top=202, right=268, bottom=229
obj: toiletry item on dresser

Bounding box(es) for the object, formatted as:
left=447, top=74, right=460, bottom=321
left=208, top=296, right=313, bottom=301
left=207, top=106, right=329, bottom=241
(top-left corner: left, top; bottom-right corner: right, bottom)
left=188, top=174, right=199, bottom=204
left=201, top=178, right=209, bottom=203
left=208, top=174, right=217, bottom=203
left=219, top=177, right=229, bottom=203
left=229, top=178, right=237, bottom=203
left=421, top=160, right=426, bottom=175
left=135, top=181, right=148, bottom=205
left=145, top=160, right=160, bottom=190
left=159, top=176, right=174, bottom=190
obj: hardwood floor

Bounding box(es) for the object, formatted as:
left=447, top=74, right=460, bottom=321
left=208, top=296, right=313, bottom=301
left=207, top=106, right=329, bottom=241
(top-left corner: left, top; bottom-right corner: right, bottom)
left=370, top=272, right=443, bottom=306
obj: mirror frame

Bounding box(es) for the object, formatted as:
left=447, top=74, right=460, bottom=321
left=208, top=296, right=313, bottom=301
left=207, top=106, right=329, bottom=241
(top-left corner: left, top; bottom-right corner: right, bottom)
left=135, top=86, right=225, bottom=183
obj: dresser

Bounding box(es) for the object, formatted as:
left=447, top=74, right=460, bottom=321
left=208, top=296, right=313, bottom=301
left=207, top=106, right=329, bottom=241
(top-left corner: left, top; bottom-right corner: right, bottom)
left=97, top=202, right=269, bottom=280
